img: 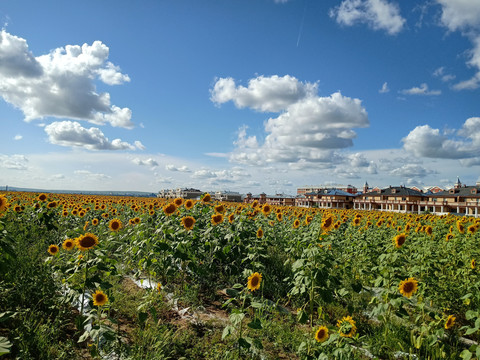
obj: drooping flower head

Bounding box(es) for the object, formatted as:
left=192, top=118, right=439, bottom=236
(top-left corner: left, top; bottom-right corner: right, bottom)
left=337, top=316, right=356, bottom=338
left=394, top=233, right=406, bottom=248
left=445, top=315, right=456, bottom=329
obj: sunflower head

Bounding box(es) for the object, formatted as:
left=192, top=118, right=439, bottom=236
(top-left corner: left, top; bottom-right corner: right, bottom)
left=256, top=228, right=264, bottom=238
left=163, top=203, right=177, bottom=216
left=262, top=204, right=272, bottom=216
left=445, top=233, right=454, bottom=241
left=76, top=233, right=99, bottom=251
left=92, top=218, right=99, bottom=226
left=315, top=326, right=329, bottom=343
left=92, top=290, right=108, bottom=307
left=184, top=199, right=194, bottom=210
left=468, top=225, right=477, bottom=234
left=293, top=219, right=300, bottom=229
left=134, top=217, right=141, bottom=224
left=62, top=239, right=75, bottom=251
left=211, top=213, right=224, bottom=225
left=276, top=213, right=283, bottom=222
left=228, top=213, right=235, bottom=224
left=425, top=225, right=433, bottom=236
left=321, top=216, right=334, bottom=231
left=202, top=193, right=211, bottom=203
left=214, top=204, right=226, bottom=214
left=394, top=233, right=407, bottom=248
left=0, top=195, right=8, bottom=213
left=109, top=218, right=123, bottom=232
left=471, top=259, right=476, bottom=269
left=157, top=282, right=162, bottom=293
left=181, top=216, right=196, bottom=231
left=337, top=316, right=357, bottom=338
left=38, top=193, right=47, bottom=202
left=457, top=221, right=465, bottom=234
left=47, top=201, right=57, bottom=209
left=48, top=244, right=59, bottom=256
left=399, top=277, right=418, bottom=298
left=247, top=272, right=262, bottom=292
left=445, top=315, right=456, bottom=329
left=173, top=198, right=184, bottom=207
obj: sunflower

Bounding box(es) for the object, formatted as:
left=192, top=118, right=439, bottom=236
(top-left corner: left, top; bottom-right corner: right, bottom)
left=163, top=203, right=177, bottom=216
left=399, top=277, right=418, bottom=298
left=14, top=205, right=22, bottom=213
left=92, top=290, right=108, bottom=306
left=445, top=315, right=456, bottom=329
left=184, top=199, right=194, bottom=210
left=47, top=201, right=57, bottom=209
left=48, top=244, right=59, bottom=256
left=0, top=195, right=8, bottom=213
left=181, top=216, right=195, bottom=231
left=293, top=219, right=300, bottom=229
left=394, top=233, right=406, bottom=248
left=321, top=216, right=334, bottom=232
left=211, top=213, right=224, bottom=225
left=457, top=221, right=465, bottom=234
left=62, top=238, right=75, bottom=251
left=157, top=282, right=162, bottom=293
left=445, top=233, right=454, bottom=241
left=352, top=217, right=361, bottom=226
left=276, top=213, right=283, bottom=222
left=337, top=316, right=357, bottom=338
left=173, top=198, right=184, bottom=207
left=314, top=326, right=329, bottom=343
left=256, top=228, right=264, bottom=238
left=247, top=272, right=262, bottom=292
left=38, top=193, right=47, bottom=202
left=202, top=193, right=211, bottom=203
left=109, top=218, right=123, bottom=232
left=214, top=204, right=226, bottom=214
left=425, top=225, right=433, bottom=236
left=262, top=204, right=272, bottom=216
left=468, top=224, right=477, bottom=234
left=76, top=233, right=99, bottom=251
left=92, top=218, right=99, bottom=226
left=471, top=259, right=476, bottom=269
left=149, top=209, right=155, bottom=215
left=134, top=217, right=141, bottom=224
left=228, top=213, right=235, bottom=224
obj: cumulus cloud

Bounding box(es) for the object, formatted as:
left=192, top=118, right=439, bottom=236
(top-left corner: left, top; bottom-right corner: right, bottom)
left=14, top=134, right=22, bottom=140
left=0, top=30, right=133, bottom=128
left=44, top=121, right=137, bottom=150
left=390, top=164, right=434, bottom=178
left=400, top=83, right=441, bottom=95
left=165, top=164, right=191, bottom=172
left=329, top=0, right=405, bottom=35
left=132, top=158, right=158, bottom=167
left=0, top=154, right=28, bottom=170
left=210, top=75, right=317, bottom=112
left=134, top=141, right=146, bottom=150
left=403, top=118, right=480, bottom=159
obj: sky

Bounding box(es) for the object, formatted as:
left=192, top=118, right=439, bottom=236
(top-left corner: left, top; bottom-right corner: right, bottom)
left=1, top=0, right=480, bottom=194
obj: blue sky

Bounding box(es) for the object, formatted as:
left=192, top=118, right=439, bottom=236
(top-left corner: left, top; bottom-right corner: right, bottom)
left=1, top=0, right=480, bottom=194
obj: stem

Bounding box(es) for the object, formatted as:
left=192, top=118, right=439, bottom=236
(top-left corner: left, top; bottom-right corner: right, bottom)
left=80, top=250, right=90, bottom=315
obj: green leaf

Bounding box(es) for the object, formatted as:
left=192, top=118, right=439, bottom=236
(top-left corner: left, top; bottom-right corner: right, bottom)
left=466, top=310, right=478, bottom=320
left=250, top=301, right=263, bottom=309
left=138, top=312, right=148, bottom=326
left=0, top=336, right=12, bottom=356
left=222, top=325, right=234, bottom=340
left=229, top=312, right=245, bottom=326
left=460, top=349, right=473, bottom=360
left=238, top=337, right=251, bottom=349
left=225, top=288, right=239, bottom=297
left=247, top=318, right=262, bottom=330
left=465, top=327, right=478, bottom=335
left=297, top=310, right=308, bottom=324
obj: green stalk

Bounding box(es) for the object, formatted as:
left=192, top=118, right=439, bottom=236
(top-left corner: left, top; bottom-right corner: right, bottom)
left=80, top=250, right=90, bottom=315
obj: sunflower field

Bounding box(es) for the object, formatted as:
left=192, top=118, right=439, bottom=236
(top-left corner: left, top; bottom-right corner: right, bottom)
left=1, top=191, right=480, bottom=359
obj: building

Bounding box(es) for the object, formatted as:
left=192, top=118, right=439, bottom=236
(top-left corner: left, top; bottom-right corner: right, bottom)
left=215, top=191, right=242, bottom=202
left=158, top=188, right=203, bottom=199
left=297, top=184, right=357, bottom=195
left=354, top=186, right=425, bottom=213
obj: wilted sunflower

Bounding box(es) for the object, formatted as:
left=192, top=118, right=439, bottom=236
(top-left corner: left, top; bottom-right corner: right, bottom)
left=181, top=216, right=195, bottom=230
left=0, top=195, right=8, bottom=213
left=256, top=228, right=264, bottom=238
left=247, top=272, right=262, bottom=292
left=445, top=315, right=456, bottom=329
left=184, top=199, right=194, bottom=210
left=471, top=259, right=476, bottom=269
left=76, top=233, right=99, bottom=251
left=163, top=203, right=177, bottom=216
left=62, top=238, right=75, bottom=251
left=399, top=277, right=418, bottom=298
left=38, top=193, right=47, bottom=202
left=48, top=244, right=59, bottom=255
left=211, top=213, right=224, bottom=225
left=337, top=316, right=357, bottom=338
left=109, top=218, right=123, bottom=232
left=92, top=290, right=108, bottom=306
left=314, top=326, right=329, bottom=343
left=445, top=233, right=454, bottom=241
left=394, top=233, right=407, bottom=248
left=202, top=193, right=211, bottom=203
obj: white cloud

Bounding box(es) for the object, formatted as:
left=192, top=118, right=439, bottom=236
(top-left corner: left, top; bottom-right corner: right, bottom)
left=74, top=170, right=111, bottom=181
left=0, top=30, right=133, bottom=128
left=210, top=75, right=317, bottom=112
left=436, top=0, right=480, bottom=32
left=330, top=0, right=405, bottom=35
left=400, top=83, right=441, bottom=95
left=379, top=82, right=390, bottom=93
left=134, top=141, right=146, bottom=150
left=0, top=154, right=28, bottom=170
left=14, top=134, right=22, bottom=140
left=44, top=121, right=137, bottom=150
left=433, top=66, right=456, bottom=82
left=165, top=164, right=191, bottom=172
left=403, top=118, right=480, bottom=159
left=132, top=158, right=159, bottom=167
left=390, top=164, right=434, bottom=178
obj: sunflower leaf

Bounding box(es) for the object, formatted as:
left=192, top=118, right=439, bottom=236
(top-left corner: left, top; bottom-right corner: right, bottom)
left=0, top=336, right=12, bottom=356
